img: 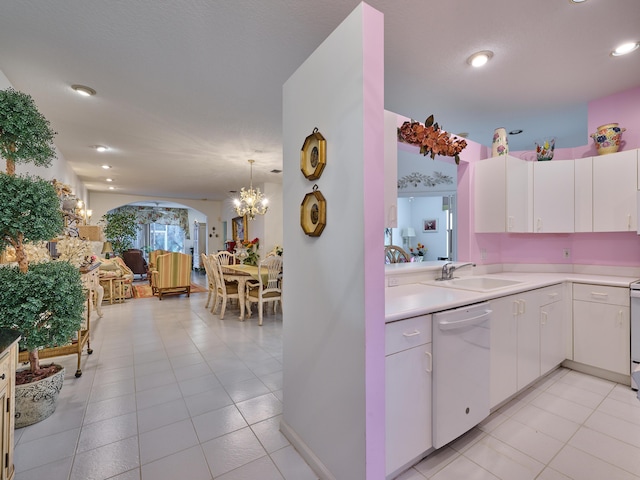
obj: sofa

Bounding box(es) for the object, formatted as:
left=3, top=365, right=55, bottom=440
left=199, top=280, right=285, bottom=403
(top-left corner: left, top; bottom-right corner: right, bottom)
left=98, top=256, right=134, bottom=301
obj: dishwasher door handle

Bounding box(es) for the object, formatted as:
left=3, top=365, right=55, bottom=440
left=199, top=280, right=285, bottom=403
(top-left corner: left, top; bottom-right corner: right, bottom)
left=438, top=310, right=492, bottom=331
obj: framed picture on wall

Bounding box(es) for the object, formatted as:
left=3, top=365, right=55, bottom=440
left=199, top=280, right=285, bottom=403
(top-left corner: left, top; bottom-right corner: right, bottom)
left=232, top=216, right=248, bottom=242
left=423, top=219, right=438, bottom=232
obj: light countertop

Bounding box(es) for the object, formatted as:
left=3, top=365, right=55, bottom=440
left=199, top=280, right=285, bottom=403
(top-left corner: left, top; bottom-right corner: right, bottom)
left=385, top=271, right=639, bottom=323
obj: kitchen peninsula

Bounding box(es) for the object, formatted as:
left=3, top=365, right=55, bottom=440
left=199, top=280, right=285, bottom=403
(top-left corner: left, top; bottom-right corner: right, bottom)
left=384, top=261, right=638, bottom=479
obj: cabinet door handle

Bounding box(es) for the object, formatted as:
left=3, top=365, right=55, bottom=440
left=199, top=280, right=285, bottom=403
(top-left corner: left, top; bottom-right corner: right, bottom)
left=618, top=310, right=624, bottom=326
left=541, top=311, right=548, bottom=325
left=402, top=330, right=420, bottom=337
left=628, top=214, right=631, bottom=230
left=508, top=216, right=513, bottom=231
left=519, top=299, right=526, bottom=314
left=425, top=351, right=432, bottom=373
left=537, top=218, right=542, bottom=231
left=590, top=292, right=609, bottom=299
left=512, top=300, right=519, bottom=316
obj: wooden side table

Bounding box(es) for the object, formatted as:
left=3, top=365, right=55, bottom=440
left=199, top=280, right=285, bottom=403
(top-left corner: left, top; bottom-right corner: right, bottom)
left=101, top=277, right=126, bottom=304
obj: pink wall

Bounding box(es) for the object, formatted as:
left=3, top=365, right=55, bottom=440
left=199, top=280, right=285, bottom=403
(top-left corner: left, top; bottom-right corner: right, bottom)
left=463, top=85, right=640, bottom=267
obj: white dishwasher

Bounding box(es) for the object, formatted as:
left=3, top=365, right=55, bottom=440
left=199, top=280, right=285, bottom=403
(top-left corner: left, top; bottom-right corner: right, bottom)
left=432, top=302, right=491, bottom=448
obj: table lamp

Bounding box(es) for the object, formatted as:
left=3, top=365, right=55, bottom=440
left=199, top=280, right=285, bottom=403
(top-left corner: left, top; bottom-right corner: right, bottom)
left=401, top=227, right=416, bottom=249
left=101, top=241, right=114, bottom=259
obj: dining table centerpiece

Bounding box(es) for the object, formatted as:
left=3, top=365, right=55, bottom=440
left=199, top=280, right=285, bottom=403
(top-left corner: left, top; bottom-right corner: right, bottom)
left=397, top=114, right=468, bottom=164
left=410, top=243, right=427, bottom=261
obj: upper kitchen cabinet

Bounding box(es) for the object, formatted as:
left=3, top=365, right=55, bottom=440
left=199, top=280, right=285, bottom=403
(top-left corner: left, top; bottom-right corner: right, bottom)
left=592, top=149, right=638, bottom=232
left=575, top=157, right=594, bottom=232
left=475, top=155, right=532, bottom=233
left=384, top=110, right=398, bottom=228
left=533, top=160, right=574, bottom=233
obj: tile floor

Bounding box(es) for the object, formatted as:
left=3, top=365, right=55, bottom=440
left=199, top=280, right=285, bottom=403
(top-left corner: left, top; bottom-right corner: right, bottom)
left=397, top=367, right=640, bottom=480
left=12, top=278, right=640, bottom=480
left=13, top=279, right=318, bottom=480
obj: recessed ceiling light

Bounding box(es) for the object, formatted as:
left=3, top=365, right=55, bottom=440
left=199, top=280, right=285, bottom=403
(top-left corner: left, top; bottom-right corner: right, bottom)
left=509, top=129, right=523, bottom=135
left=105, top=178, right=113, bottom=182
left=108, top=186, right=115, bottom=190
left=101, top=164, right=112, bottom=170
left=71, top=84, right=96, bottom=96
left=92, top=145, right=109, bottom=152
left=569, top=0, right=587, bottom=3
left=467, top=50, right=493, bottom=68
left=611, top=42, right=639, bottom=56
left=270, top=169, right=282, bottom=174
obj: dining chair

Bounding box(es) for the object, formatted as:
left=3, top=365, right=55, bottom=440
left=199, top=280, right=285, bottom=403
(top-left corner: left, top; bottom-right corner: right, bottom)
left=245, top=255, right=283, bottom=326
left=200, top=253, right=216, bottom=310
left=210, top=252, right=240, bottom=319
left=216, top=250, right=237, bottom=273
left=385, top=245, right=410, bottom=264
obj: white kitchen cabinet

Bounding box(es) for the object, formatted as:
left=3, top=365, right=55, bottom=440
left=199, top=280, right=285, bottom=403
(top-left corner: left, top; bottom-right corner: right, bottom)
left=574, top=157, right=594, bottom=232
left=475, top=155, right=532, bottom=233
left=385, top=315, right=432, bottom=479
left=573, top=283, right=630, bottom=375
left=489, top=295, right=518, bottom=409
left=533, top=160, right=574, bottom=233
left=592, top=149, right=638, bottom=232
left=489, top=284, right=566, bottom=408
left=384, top=110, right=398, bottom=228
left=516, top=290, right=541, bottom=391
left=539, top=285, right=566, bottom=375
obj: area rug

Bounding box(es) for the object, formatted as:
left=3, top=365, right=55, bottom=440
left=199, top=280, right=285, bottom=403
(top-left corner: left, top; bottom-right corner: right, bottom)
left=132, top=283, right=207, bottom=299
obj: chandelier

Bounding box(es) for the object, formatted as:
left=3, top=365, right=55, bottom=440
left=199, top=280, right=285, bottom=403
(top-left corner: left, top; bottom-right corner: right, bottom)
left=234, top=159, right=269, bottom=219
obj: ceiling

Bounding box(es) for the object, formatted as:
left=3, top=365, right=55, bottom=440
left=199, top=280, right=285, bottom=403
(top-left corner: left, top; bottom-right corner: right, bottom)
left=0, top=0, right=638, bottom=202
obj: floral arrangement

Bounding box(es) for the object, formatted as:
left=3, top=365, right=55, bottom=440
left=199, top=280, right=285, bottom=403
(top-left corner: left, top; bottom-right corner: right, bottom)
left=410, top=243, right=427, bottom=257
left=238, top=237, right=260, bottom=266
left=3, top=241, right=51, bottom=264
left=56, top=236, right=94, bottom=268
left=397, top=114, right=468, bottom=164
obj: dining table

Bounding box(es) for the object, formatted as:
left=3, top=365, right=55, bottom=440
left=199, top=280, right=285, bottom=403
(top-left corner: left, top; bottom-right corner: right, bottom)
left=222, top=264, right=264, bottom=320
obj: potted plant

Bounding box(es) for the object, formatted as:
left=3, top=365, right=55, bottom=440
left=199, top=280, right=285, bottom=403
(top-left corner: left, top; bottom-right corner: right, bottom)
left=0, top=87, right=85, bottom=427
left=101, top=209, right=138, bottom=257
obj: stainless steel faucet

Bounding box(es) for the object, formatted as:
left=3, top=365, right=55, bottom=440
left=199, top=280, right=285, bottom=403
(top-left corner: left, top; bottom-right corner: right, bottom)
left=436, top=262, right=476, bottom=281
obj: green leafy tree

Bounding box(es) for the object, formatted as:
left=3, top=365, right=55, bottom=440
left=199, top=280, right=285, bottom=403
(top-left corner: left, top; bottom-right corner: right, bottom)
left=102, top=210, right=138, bottom=256
left=0, top=88, right=57, bottom=176
left=0, top=262, right=84, bottom=372
left=0, top=174, right=64, bottom=273
left=0, top=87, right=83, bottom=374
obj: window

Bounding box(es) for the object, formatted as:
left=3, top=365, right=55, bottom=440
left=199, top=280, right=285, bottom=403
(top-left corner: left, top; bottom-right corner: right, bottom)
left=150, top=223, right=185, bottom=252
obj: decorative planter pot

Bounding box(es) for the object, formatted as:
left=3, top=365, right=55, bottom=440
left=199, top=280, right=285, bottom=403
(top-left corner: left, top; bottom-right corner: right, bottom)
left=590, top=123, right=626, bottom=155
left=492, top=127, right=509, bottom=157
left=14, top=366, right=65, bottom=428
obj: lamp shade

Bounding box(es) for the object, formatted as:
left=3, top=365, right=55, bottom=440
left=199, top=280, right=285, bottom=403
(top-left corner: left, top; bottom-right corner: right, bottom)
left=101, top=241, right=114, bottom=254
left=401, top=227, right=416, bottom=238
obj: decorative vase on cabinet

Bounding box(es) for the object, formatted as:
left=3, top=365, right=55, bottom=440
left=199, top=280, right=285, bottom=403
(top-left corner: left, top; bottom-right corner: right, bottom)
left=492, top=127, right=509, bottom=157
left=590, top=123, right=625, bottom=155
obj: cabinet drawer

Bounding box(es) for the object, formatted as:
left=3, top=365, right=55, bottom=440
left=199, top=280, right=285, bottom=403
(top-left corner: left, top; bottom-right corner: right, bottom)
left=386, top=314, right=432, bottom=356
left=573, top=283, right=629, bottom=306
left=538, top=284, right=564, bottom=305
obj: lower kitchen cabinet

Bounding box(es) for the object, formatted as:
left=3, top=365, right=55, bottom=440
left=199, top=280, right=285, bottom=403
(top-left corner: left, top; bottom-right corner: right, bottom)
left=385, top=315, right=432, bottom=479
left=489, top=284, right=565, bottom=409
left=573, top=283, right=630, bottom=375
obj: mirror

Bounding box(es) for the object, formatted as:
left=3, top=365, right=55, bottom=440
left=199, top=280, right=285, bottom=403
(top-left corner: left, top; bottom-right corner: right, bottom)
left=387, top=148, right=458, bottom=261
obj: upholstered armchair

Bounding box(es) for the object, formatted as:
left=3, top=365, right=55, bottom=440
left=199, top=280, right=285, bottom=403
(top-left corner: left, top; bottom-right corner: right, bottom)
left=147, top=249, right=170, bottom=284
left=150, top=252, right=192, bottom=300
left=122, top=249, right=148, bottom=280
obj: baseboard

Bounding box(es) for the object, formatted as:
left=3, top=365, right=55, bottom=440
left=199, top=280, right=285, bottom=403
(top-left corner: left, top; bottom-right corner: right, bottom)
left=562, top=360, right=631, bottom=386
left=279, top=419, right=336, bottom=480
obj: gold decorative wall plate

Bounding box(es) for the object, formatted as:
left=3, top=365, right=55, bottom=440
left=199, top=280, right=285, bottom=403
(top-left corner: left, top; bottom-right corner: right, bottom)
left=300, top=128, right=326, bottom=180
left=300, top=187, right=326, bottom=236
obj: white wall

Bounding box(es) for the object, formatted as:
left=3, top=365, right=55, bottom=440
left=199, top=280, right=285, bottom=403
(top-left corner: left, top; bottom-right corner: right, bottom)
left=282, top=4, right=385, bottom=479
left=89, top=192, right=223, bottom=255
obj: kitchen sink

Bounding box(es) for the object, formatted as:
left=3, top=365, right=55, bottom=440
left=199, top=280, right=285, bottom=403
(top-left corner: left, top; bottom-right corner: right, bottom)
left=425, top=276, right=523, bottom=292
